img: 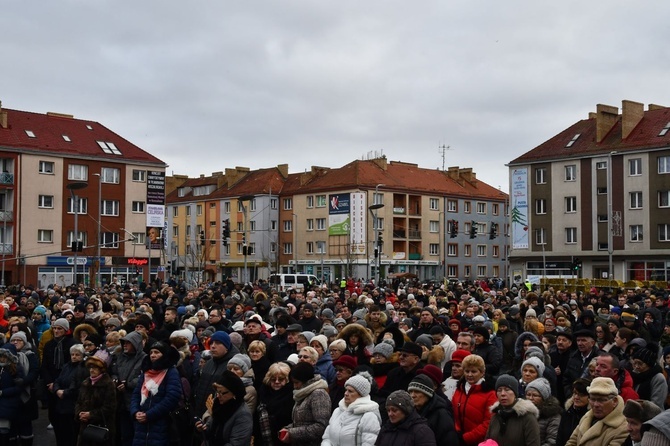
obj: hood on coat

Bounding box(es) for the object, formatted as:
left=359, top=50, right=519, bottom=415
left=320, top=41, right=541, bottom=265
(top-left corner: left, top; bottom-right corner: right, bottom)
left=73, top=323, right=98, bottom=341
left=337, top=323, right=374, bottom=347
left=514, top=332, right=539, bottom=359
left=538, top=396, right=563, bottom=418
left=490, top=397, right=540, bottom=418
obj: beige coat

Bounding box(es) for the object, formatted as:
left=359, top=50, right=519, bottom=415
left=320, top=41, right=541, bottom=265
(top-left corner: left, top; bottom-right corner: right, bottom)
left=565, top=396, right=628, bottom=446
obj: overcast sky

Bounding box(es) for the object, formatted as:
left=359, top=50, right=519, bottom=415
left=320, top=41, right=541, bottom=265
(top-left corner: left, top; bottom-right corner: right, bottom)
left=2, top=2, right=670, bottom=193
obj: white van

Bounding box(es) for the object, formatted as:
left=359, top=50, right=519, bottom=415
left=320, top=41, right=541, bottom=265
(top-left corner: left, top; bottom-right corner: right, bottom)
left=269, top=274, right=320, bottom=292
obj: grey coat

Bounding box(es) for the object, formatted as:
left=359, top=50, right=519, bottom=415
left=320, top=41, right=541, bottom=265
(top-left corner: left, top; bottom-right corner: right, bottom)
left=537, top=397, right=562, bottom=446
left=285, top=376, right=331, bottom=446
left=109, top=331, right=147, bottom=410
left=486, top=398, right=541, bottom=446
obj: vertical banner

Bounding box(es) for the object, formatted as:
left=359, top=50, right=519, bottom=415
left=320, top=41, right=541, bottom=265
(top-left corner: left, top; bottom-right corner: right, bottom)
left=146, top=171, right=166, bottom=249
left=511, top=168, right=529, bottom=249
left=328, top=193, right=351, bottom=235
left=350, top=192, right=366, bottom=254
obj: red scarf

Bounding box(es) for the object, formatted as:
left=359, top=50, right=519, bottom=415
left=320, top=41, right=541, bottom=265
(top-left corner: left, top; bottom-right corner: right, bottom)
left=140, top=369, right=168, bottom=405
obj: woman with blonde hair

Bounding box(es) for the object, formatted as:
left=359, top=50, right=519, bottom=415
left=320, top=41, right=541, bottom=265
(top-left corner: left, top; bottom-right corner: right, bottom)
left=254, top=363, right=293, bottom=446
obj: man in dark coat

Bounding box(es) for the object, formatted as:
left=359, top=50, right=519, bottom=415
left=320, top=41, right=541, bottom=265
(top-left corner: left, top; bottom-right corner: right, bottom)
left=562, top=330, right=601, bottom=399
left=192, top=331, right=239, bottom=418
left=41, top=318, right=75, bottom=427
left=378, top=342, right=423, bottom=401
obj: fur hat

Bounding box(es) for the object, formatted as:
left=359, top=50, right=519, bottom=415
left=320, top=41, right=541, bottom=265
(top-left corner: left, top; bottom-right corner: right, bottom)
left=386, top=390, right=414, bottom=415
left=53, top=318, right=70, bottom=330
left=408, top=374, right=435, bottom=398
left=170, top=328, right=194, bottom=343
left=210, top=331, right=232, bottom=350
left=622, top=399, right=662, bottom=422
left=495, top=374, right=519, bottom=397
left=345, top=374, right=372, bottom=397
left=290, top=361, right=316, bottom=384
left=228, top=354, right=251, bottom=374
left=85, top=355, right=107, bottom=372
left=587, top=377, right=618, bottom=396
left=526, top=377, right=552, bottom=400
left=522, top=357, right=545, bottom=377
left=373, top=342, right=394, bottom=359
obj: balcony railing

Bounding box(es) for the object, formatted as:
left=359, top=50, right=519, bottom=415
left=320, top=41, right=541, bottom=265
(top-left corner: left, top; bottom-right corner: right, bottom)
left=409, top=253, right=422, bottom=260
left=0, top=243, right=13, bottom=254
left=408, top=230, right=421, bottom=239
left=392, top=230, right=406, bottom=238
left=0, top=173, right=13, bottom=185
left=0, top=210, right=12, bottom=222
left=393, top=207, right=406, bottom=214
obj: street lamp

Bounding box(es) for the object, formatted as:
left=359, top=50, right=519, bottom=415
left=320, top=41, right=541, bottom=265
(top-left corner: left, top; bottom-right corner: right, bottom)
left=239, top=195, right=254, bottom=283
left=292, top=213, right=298, bottom=274
left=67, top=181, right=88, bottom=286
left=93, top=172, right=102, bottom=289
left=368, top=203, right=385, bottom=284
left=607, top=151, right=617, bottom=284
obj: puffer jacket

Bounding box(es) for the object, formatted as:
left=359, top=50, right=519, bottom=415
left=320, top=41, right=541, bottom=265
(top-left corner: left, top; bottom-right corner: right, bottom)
left=452, top=377, right=497, bottom=446
left=417, top=392, right=458, bottom=446
left=537, top=396, right=562, bottom=446
left=322, top=395, right=381, bottom=446
left=110, top=331, right=147, bottom=410
left=285, top=375, right=331, bottom=446
left=129, top=351, right=182, bottom=446
left=375, top=409, right=437, bottom=446
left=564, top=396, right=628, bottom=446
left=486, top=398, right=540, bottom=446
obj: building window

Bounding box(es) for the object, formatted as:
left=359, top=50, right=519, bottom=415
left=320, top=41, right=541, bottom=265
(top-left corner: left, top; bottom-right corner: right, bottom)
left=447, top=265, right=457, bottom=278
left=223, top=202, right=230, bottom=213
left=477, top=245, right=487, bottom=257
left=67, top=197, right=87, bottom=214
left=37, top=229, right=53, bottom=243
left=630, top=192, right=643, bottom=209
left=492, top=203, right=499, bottom=216
left=306, top=219, right=314, bottom=231
left=659, top=191, right=670, bottom=208
left=132, top=233, right=146, bottom=245
left=132, top=170, right=146, bottom=182
left=566, top=227, right=577, bottom=244
left=430, top=220, right=440, bottom=233
left=658, top=156, right=670, bottom=174
left=536, top=228, right=547, bottom=245
left=565, top=196, right=577, bottom=213
left=447, top=200, right=457, bottom=212
left=68, top=164, right=88, bottom=181
left=271, top=220, right=277, bottom=231
left=477, top=265, right=487, bottom=277
left=596, top=161, right=607, bottom=169
left=316, top=218, right=326, bottom=230
left=317, top=241, right=326, bottom=254
left=270, top=198, right=277, bottom=209
left=630, top=225, right=643, bottom=242
left=283, top=220, right=292, bottom=232
left=429, top=244, right=439, bottom=255
left=67, top=231, right=87, bottom=248
left=101, top=167, right=120, bottom=184
left=172, top=206, right=178, bottom=217
left=598, top=214, right=608, bottom=223
left=132, top=201, right=145, bottom=213
left=306, top=196, right=314, bottom=208
left=101, top=200, right=120, bottom=216
left=535, top=168, right=547, bottom=184
left=186, top=206, right=191, bottom=216
left=172, top=226, right=179, bottom=238
left=492, top=245, right=499, bottom=257
left=492, top=265, right=500, bottom=277
left=196, top=204, right=203, bottom=216
left=597, top=187, right=608, bottom=195
left=447, top=244, right=457, bottom=256
left=306, top=242, right=314, bottom=254
left=477, top=202, right=486, bottom=214
left=38, top=195, right=54, bottom=209
left=565, top=165, right=576, bottom=181
left=316, top=195, right=327, bottom=208
left=283, top=198, right=292, bottom=210
left=429, top=198, right=439, bottom=211
left=464, top=201, right=471, bottom=213
left=629, top=158, right=642, bottom=176
left=39, top=161, right=54, bottom=174
left=535, top=199, right=547, bottom=215
left=283, top=243, right=292, bottom=254
left=270, top=242, right=276, bottom=253
left=465, top=265, right=471, bottom=277
left=464, top=245, right=471, bottom=257
left=249, top=220, right=256, bottom=232
left=659, top=224, right=670, bottom=242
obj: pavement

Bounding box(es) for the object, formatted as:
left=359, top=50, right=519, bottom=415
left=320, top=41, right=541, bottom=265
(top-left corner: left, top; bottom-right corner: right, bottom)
left=33, top=405, right=57, bottom=446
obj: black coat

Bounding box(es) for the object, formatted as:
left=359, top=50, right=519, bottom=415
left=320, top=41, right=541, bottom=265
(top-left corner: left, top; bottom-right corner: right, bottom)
left=417, top=394, right=458, bottom=446
left=555, top=400, right=588, bottom=446
left=375, top=409, right=437, bottom=446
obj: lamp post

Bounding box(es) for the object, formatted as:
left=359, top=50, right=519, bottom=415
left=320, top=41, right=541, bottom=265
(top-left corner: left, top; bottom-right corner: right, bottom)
left=607, top=151, right=617, bottom=284
left=93, top=172, right=102, bottom=289
left=535, top=228, right=546, bottom=286
left=292, top=213, right=298, bottom=274
left=67, top=182, right=88, bottom=286
left=368, top=202, right=385, bottom=284
left=239, top=195, right=254, bottom=283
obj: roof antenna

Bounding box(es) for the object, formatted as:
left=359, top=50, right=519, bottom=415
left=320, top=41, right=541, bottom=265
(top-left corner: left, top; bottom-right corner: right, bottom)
left=438, top=144, right=451, bottom=171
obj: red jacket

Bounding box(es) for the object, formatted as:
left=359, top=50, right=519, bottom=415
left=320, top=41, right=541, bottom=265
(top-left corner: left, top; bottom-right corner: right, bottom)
left=452, top=378, right=497, bottom=446
left=618, top=368, right=639, bottom=402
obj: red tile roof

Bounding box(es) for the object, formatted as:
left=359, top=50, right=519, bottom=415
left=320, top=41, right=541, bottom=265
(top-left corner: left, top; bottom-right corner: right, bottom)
left=0, top=108, right=164, bottom=165
left=509, top=106, right=670, bottom=165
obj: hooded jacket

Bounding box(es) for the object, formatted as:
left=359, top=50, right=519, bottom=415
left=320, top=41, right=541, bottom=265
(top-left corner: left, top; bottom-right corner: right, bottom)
left=322, top=394, right=381, bottom=446
left=564, top=396, right=628, bottom=446
left=536, top=396, right=562, bottom=446
left=110, top=331, right=148, bottom=410
left=487, top=398, right=540, bottom=446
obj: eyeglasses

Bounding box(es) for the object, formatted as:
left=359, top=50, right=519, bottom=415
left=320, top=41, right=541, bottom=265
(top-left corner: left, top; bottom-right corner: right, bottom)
left=297, top=355, right=311, bottom=359
left=83, top=343, right=95, bottom=347
left=588, top=396, right=614, bottom=404
left=215, top=390, right=230, bottom=396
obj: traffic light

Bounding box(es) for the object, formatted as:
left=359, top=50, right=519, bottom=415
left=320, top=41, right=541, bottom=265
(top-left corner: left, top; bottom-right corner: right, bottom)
left=470, top=221, right=478, bottom=239
left=450, top=220, right=458, bottom=238
left=377, top=232, right=383, bottom=245
left=71, top=241, right=83, bottom=252
left=199, top=231, right=205, bottom=246
left=374, top=248, right=379, bottom=258
left=489, top=223, right=498, bottom=240
left=572, top=258, right=582, bottom=272
left=222, top=219, right=230, bottom=246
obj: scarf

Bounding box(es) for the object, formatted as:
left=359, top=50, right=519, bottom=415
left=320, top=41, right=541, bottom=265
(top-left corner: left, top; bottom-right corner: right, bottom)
left=293, top=377, right=328, bottom=403
left=53, top=337, right=65, bottom=371
left=90, top=373, right=104, bottom=385
left=140, top=369, right=168, bottom=405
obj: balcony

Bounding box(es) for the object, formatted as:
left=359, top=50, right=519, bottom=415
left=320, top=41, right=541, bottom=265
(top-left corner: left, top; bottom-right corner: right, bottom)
left=393, top=207, right=406, bottom=214
left=393, top=230, right=406, bottom=238
left=0, top=210, right=12, bottom=222
left=0, top=173, right=13, bottom=185
left=408, top=253, right=422, bottom=260
left=0, top=243, right=12, bottom=254
left=408, top=230, right=421, bottom=239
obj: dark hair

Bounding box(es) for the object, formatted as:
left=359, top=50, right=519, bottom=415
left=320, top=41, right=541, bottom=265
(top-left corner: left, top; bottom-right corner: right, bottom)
left=572, top=378, right=591, bottom=395
left=617, top=327, right=637, bottom=343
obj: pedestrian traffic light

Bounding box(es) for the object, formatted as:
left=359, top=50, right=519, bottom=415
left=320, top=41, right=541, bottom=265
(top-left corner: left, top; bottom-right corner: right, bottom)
left=470, top=221, right=478, bottom=239
left=450, top=220, right=458, bottom=238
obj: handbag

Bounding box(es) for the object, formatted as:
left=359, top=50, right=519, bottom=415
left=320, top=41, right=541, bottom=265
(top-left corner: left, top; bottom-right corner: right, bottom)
left=81, top=424, right=110, bottom=442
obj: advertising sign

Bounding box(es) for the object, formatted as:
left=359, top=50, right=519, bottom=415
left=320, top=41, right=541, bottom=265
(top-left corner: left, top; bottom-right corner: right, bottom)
left=328, top=193, right=351, bottom=236
left=511, top=168, right=529, bottom=249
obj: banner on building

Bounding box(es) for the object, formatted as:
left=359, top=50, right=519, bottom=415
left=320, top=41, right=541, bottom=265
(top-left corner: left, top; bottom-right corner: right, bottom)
left=328, top=193, right=351, bottom=236
left=146, top=170, right=165, bottom=250
left=511, top=168, right=529, bottom=249
left=350, top=192, right=366, bottom=254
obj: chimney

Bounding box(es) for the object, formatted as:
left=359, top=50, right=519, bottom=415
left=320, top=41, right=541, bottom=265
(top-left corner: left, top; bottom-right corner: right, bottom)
left=621, top=100, right=644, bottom=139
left=371, top=156, right=388, bottom=170
left=446, top=166, right=464, bottom=186
left=0, top=101, right=7, bottom=129
left=459, top=168, right=477, bottom=185
left=596, top=104, right=619, bottom=143
left=648, top=104, right=667, bottom=111
left=277, top=164, right=289, bottom=179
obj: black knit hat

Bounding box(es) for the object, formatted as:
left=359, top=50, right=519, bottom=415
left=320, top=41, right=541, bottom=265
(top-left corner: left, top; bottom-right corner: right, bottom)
left=290, top=361, right=316, bottom=384
left=495, top=374, right=519, bottom=398
left=215, top=370, right=246, bottom=400
left=632, top=342, right=660, bottom=367
left=472, top=326, right=490, bottom=341
left=386, top=390, right=414, bottom=415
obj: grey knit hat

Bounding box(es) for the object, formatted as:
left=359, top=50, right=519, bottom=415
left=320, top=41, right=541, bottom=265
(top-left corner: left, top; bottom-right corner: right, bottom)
left=415, top=334, right=434, bottom=350
left=345, top=374, right=371, bottom=397
left=495, top=374, right=519, bottom=398
left=227, top=354, right=251, bottom=374
left=386, top=390, right=414, bottom=415
left=353, top=309, right=367, bottom=320
left=53, top=318, right=70, bottom=331
left=9, top=332, right=27, bottom=344
left=373, top=342, right=394, bottom=359
left=333, top=318, right=347, bottom=327
left=526, top=377, right=551, bottom=400
left=408, top=374, right=435, bottom=398
left=524, top=346, right=545, bottom=361
left=522, top=357, right=545, bottom=377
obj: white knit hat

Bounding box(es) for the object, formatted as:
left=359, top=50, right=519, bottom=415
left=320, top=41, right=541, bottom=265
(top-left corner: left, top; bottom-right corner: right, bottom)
left=170, top=328, right=194, bottom=343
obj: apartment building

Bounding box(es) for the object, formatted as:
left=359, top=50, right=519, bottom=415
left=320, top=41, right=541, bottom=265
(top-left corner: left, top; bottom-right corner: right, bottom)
left=508, top=100, right=670, bottom=284
left=0, top=101, right=166, bottom=287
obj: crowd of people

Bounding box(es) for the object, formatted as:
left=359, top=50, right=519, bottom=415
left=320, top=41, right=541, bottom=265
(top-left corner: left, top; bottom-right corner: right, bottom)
left=0, top=277, right=669, bottom=446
